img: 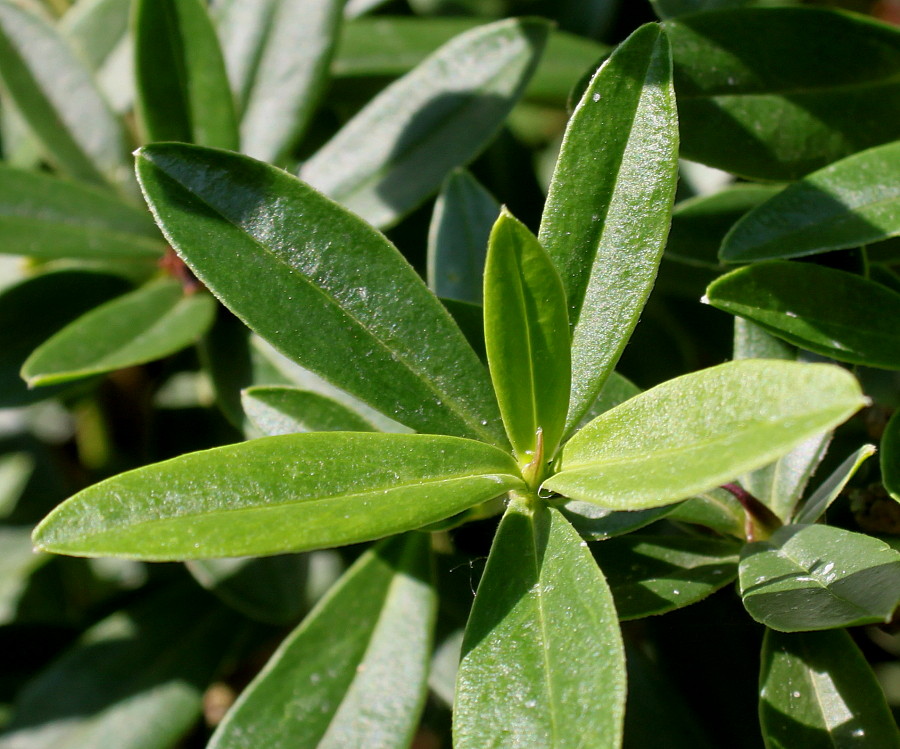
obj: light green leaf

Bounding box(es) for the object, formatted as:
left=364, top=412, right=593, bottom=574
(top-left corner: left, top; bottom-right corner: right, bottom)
left=707, top=262, right=900, bottom=369
left=883, top=410, right=900, bottom=502
left=539, top=23, right=679, bottom=434
left=136, top=143, right=504, bottom=445
left=22, top=279, right=216, bottom=387
left=60, top=0, right=131, bottom=71
left=427, top=168, right=499, bottom=305
left=32, top=433, right=524, bottom=559
left=546, top=360, right=866, bottom=510
left=740, top=524, right=900, bottom=631
left=0, top=0, right=129, bottom=188
left=300, top=17, right=549, bottom=229
left=576, top=370, right=640, bottom=429
left=484, top=209, right=570, bottom=463
left=760, top=629, right=900, bottom=749
left=0, top=527, right=50, bottom=625
left=208, top=534, right=435, bottom=749
left=667, top=488, right=746, bottom=537
left=242, top=386, right=377, bottom=436
left=795, top=444, right=877, bottom=524
left=454, top=500, right=625, bottom=748
left=133, top=0, right=238, bottom=150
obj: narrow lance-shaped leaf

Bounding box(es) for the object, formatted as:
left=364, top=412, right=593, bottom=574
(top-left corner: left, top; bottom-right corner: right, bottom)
left=760, top=629, right=900, bottom=749
left=22, top=279, right=216, bottom=387
left=707, top=262, right=900, bottom=369
left=301, top=18, right=549, bottom=229
left=242, top=386, right=377, bottom=437
left=0, top=0, right=129, bottom=188
left=546, top=360, right=866, bottom=510
left=882, top=409, right=900, bottom=502
left=136, top=143, right=505, bottom=445
left=539, top=23, right=679, bottom=435
left=484, top=209, right=570, bottom=463
left=454, top=500, right=626, bottom=749
left=740, top=524, right=900, bottom=632
left=32, top=433, right=524, bottom=560
left=133, top=0, right=239, bottom=150
left=209, top=534, right=436, bottom=749
left=794, top=444, right=876, bottom=525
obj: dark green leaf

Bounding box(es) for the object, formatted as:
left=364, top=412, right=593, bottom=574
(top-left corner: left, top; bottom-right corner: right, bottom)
left=883, top=409, right=900, bottom=502
left=22, top=279, right=216, bottom=387
left=484, top=209, right=570, bottom=462
left=539, top=23, right=679, bottom=434
left=667, top=489, right=746, bottom=537
left=454, top=500, right=625, bottom=748
left=547, top=360, right=865, bottom=510
left=576, top=370, right=641, bottom=429
left=136, top=143, right=505, bottom=444
left=665, top=8, right=900, bottom=180
left=651, top=0, right=758, bottom=18
left=300, top=17, right=549, bottom=229
left=440, top=298, right=486, bottom=364
left=707, top=262, right=900, bottom=369
left=760, top=629, right=900, bottom=748
left=558, top=500, right=676, bottom=542
left=593, top=534, right=740, bottom=620
left=32, top=433, right=524, bottom=559
left=794, top=444, right=876, bottom=524
left=740, top=524, right=900, bottom=631
left=242, top=386, right=377, bottom=436
left=208, top=534, right=435, bottom=749
left=134, top=0, right=239, bottom=149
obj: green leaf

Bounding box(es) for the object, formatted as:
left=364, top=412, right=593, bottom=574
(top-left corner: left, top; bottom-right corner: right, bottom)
left=300, top=17, right=549, bottom=229
left=665, top=8, right=900, bottom=180
left=722, top=142, right=900, bottom=262
left=539, top=23, right=679, bottom=434
left=667, top=488, right=746, bottom=537
left=0, top=527, right=50, bottom=625
left=707, top=262, right=900, bottom=369
left=136, top=143, right=505, bottom=445
left=454, top=500, right=625, bottom=748
left=0, top=584, right=244, bottom=749
left=427, top=168, right=499, bottom=305
left=60, top=0, right=131, bottom=71
left=0, top=0, right=129, bottom=188
left=593, top=534, right=740, bottom=620
left=740, top=524, right=900, bottom=631
left=794, top=444, right=877, bottom=524
left=0, top=165, right=163, bottom=260
left=133, top=0, right=239, bottom=150
left=576, top=370, right=641, bottom=429
left=651, top=0, right=757, bottom=18
left=546, top=360, right=866, bottom=510
left=440, top=298, right=486, bottom=364
left=760, top=629, right=900, bottom=748
left=208, top=534, right=435, bottom=749
left=22, top=279, right=216, bottom=387
left=882, top=409, right=900, bottom=502
left=557, top=501, right=675, bottom=542
left=32, top=433, right=524, bottom=559
left=484, top=209, right=570, bottom=463
left=242, top=386, right=377, bottom=436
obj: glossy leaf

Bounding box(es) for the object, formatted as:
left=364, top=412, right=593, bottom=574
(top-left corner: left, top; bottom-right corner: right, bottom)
left=22, top=279, right=216, bottom=387
left=454, top=500, right=625, bottom=748
left=592, top=534, right=740, bottom=620
left=883, top=409, right=900, bottom=502
left=0, top=164, right=163, bottom=260
left=427, top=169, right=499, bottom=305
left=133, top=0, right=239, bottom=150
left=300, top=18, right=549, bottom=229
left=208, top=534, right=435, bottom=749
left=559, top=501, right=676, bottom=542
left=32, top=433, right=524, bottom=559
left=665, top=8, right=900, bottom=180
left=242, top=386, right=377, bottom=436
left=0, top=0, right=128, bottom=188
left=794, top=444, right=876, bottom=524
left=484, top=209, right=570, bottom=462
left=740, top=524, right=900, bottom=631
left=539, top=23, right=679, bottom=434
left=760, top=629, right=900, bottom=748
left=546, top=360, right=865, bottom=510
left=707, top=262, right=900, bottom=369
left=136, top=144, right=505, bottom=445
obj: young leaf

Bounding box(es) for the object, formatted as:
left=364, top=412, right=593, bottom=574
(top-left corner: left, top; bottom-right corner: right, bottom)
left=484, top=209, right=570, bottom=463
left=740, top=524, right=900, bottom=631
left=136, top=143, right=505, bottom=445
left=32, top=433, right=524, bottom=559
left=133, top=0, right=239, bottom=150
left=794, top=444, right=877, bottom=524
left=208, top=534, right=435, bottom=749
left=300, top=18, right=549, bottom=229
left=22, top=279, right=216, bottom=387
left=454, top=500, right=625, bottom=748
left=882, top=409, right=900, bottom=501
left=760, top=629, right=900, bottom=748
left=538, top=23, right=679, bottom=434
left=706, top=262, right=900, bottom=369
left=722, top=141, right=900, bottom=263
left=427, top=168, right=499, bottom=305
left=242, top=386, right=377, bottom=436
left=0, top=0, right=129, bottom=188
left=546, top=360, right=865, bottom=510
